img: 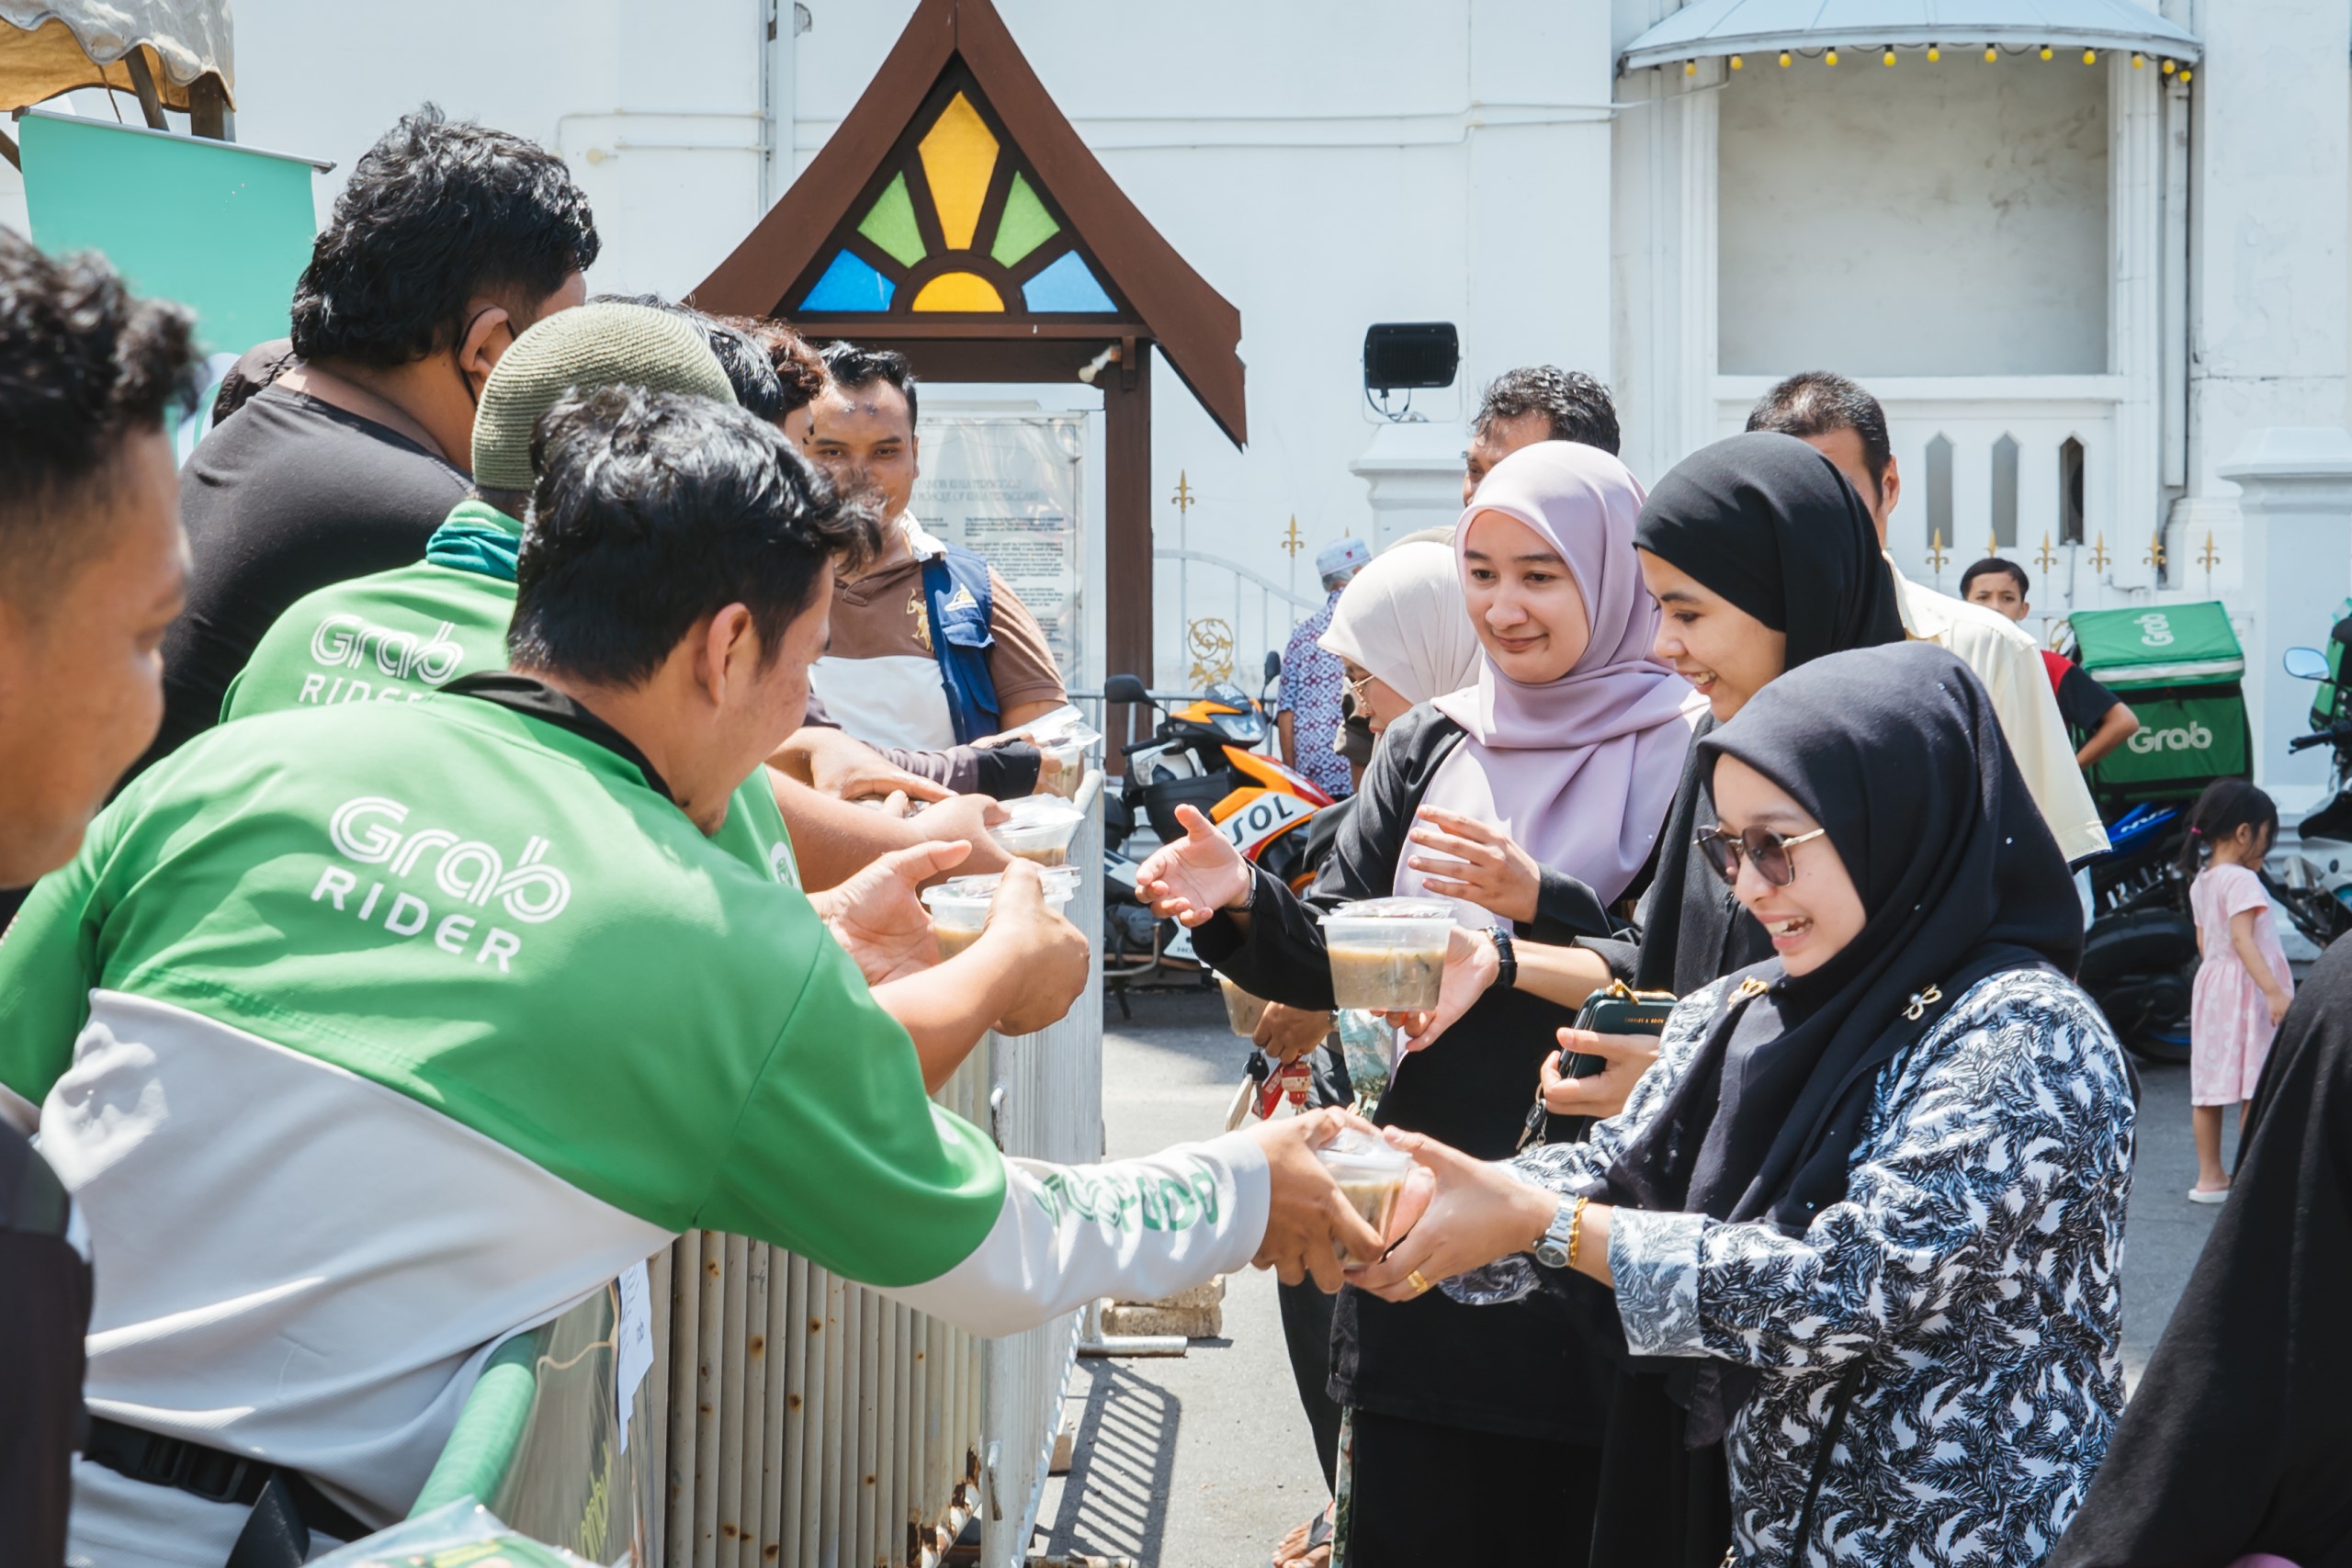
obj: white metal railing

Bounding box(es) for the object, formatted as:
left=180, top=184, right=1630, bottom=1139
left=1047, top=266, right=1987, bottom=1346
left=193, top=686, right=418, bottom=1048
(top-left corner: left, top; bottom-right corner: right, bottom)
left=1158, top=547, right=1324, bottom=693
left=643, top=779, right=1105, bottom=1568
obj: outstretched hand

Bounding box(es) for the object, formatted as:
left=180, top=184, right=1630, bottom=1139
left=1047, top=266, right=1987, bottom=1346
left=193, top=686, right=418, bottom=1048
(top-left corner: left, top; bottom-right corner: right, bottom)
left=981, top=861, right=1091, bottom=1036
left=1349, top=1129, right=1558, bottom=1303
left=812, top=840, right=972, bottom=984
left=1377, top=925, right=1500, bottom=1052
left=1246, top=1109, right=1390, bottom=1291
left=1135, top=803, right=1252, bottom=927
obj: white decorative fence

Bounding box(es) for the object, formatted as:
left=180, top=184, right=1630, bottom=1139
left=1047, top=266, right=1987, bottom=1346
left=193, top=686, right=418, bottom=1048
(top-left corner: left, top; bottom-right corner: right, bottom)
left=1714, top=373, right=2165, bottom=618
left=640, top=779, right=1105, bottom=1568
left=1155, top=547, right=1323, bottom=693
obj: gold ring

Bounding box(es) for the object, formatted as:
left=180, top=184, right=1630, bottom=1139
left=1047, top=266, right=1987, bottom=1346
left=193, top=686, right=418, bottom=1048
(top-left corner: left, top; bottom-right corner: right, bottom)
left=1407, top=1269, right=1433, bottom=1295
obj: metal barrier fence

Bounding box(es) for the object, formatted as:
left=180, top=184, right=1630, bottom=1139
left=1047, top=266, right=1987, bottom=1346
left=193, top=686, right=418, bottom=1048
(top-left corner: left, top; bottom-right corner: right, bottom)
left=642, top=777, right=1105, bottom=1568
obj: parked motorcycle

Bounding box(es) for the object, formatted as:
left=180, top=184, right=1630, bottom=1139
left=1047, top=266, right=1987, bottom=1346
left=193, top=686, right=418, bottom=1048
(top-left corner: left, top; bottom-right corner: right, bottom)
left=2078, top=804, right=2198, bottom=1064
left=2274, top=644, right=2352, bottom=948
left=1098, top=656, right=1334, bottom=986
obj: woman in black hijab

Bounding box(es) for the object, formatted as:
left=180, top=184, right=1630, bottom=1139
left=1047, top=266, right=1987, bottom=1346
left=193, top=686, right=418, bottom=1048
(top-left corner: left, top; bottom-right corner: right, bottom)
left=1358, top=644, right=2136, bottom=1568
left=1618, top=429, right=1909, bottom=993
left=2052, top=936, right=2352, bottom=1568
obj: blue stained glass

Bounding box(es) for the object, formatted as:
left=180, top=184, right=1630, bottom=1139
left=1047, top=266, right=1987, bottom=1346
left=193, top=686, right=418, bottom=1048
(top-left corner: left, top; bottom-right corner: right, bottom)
left=1021, top=251, right=1116, bottom=313
left=802, top=250, right=895, bottom=312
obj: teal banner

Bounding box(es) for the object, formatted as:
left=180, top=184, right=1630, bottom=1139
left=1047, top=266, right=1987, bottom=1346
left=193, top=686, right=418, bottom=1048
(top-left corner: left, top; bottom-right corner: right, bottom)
left=17, top=111, right=320, bottom=356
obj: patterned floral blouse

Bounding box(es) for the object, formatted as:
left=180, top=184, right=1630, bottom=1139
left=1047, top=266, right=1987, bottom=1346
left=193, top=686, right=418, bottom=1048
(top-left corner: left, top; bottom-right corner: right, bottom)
left=1452, top=967, right=2137, bottom=1567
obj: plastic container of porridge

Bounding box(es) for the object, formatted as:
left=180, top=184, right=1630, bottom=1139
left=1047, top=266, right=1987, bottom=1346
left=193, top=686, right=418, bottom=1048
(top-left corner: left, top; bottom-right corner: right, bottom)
left=1318, top=897, right=1453, bottom=1011
left=923, top=867, right=1080, bottom=956
left=1314, top=1127, right=1413, bottom=1265
left=989, top=795, right=1086, bottom=867
left=922, top=882, right=996, bottom=958
left=1036, top=737, right=1089, bottom=799
left=1217, top=974, right=1271, bottom=1037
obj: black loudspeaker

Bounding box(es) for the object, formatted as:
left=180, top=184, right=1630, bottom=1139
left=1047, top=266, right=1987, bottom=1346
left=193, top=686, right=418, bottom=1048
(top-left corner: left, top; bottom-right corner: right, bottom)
left=1363, top=322, right=1459, bottom=392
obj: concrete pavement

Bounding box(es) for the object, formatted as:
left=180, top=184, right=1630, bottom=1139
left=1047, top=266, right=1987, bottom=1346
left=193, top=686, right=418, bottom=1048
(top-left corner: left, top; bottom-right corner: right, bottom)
left=1028, top=986, right=2232, bottom=1564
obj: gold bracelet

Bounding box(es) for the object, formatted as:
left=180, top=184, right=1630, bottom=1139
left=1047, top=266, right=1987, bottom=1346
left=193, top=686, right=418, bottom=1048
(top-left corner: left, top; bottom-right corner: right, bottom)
left=1567, top=1195, right=1589, bottom=1270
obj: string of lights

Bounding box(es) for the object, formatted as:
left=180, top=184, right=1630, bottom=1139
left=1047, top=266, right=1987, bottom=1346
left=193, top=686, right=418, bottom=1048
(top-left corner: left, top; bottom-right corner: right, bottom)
left=1686, top=45, right=2190, bottom=81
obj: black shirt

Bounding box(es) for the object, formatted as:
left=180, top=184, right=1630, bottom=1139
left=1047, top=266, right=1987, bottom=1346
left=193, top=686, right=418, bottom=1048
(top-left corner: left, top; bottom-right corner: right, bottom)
left=0, top=1125, right=89, bottom=1566
left=2054, top=659, right=2123, bottom=736
left=1192, top=703, right=1651, bottom=1440
left=141, top=384, right=468, bottom=773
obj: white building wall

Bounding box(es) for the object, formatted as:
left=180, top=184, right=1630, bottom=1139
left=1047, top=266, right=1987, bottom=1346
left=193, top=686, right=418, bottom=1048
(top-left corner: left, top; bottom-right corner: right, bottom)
left=790, top=1, right=1609, bottom=688
left=10, top=0, right=2352, bottom=716
left=1717, top=60, right=2109, bottom=378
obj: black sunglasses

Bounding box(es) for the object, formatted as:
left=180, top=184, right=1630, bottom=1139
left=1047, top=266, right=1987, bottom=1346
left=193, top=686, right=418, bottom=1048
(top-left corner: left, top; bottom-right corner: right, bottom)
left=1695, top=825, right=1828, bottom=888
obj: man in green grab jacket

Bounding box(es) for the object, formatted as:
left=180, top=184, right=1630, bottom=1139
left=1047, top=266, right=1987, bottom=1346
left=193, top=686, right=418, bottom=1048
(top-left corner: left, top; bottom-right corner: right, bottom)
left=0, top=386, right=1380, bottom=1567
left=220, top=299, right=1029, bottom=1089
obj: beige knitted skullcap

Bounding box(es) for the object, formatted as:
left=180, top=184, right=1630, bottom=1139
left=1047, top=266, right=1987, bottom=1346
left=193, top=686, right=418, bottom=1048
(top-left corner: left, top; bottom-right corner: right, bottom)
left=469, top=301, right=737, bottom=491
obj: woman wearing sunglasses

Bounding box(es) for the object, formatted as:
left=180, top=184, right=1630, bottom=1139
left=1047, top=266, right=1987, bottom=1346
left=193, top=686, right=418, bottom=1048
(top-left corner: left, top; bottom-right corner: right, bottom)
left=1137, top=441, right=1694, bottom=1566
left=1355, top=642, right=2135, bottom=1568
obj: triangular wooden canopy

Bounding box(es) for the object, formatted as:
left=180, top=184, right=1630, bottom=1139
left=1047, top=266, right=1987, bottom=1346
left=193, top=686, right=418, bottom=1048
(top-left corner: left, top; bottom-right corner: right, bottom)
left=692, top=0, right=1246, bottom=448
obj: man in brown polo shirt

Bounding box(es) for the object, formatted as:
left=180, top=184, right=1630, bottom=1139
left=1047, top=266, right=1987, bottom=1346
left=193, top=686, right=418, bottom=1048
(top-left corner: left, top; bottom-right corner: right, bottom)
left=802, top=344, right=1066, bottom=749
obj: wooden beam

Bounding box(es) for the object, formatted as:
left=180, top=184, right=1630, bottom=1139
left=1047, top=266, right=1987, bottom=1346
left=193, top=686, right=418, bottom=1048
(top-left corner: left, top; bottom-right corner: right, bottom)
left=1102, top=339, right=1153, bottom=747
left=0, top=126, right=18, bottom=173
left=121, top=49, right=168, bottom=130
left=188, top=74, right=230, bottom=141
left=788, top=318, right=1144, bottom=344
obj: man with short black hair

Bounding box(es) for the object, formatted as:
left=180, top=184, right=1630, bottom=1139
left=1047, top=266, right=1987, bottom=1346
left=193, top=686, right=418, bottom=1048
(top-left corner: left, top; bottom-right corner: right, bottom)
left=804, top=343, right=1069, bottom=748
left=1747, top=370, right=2109, bottom=863
left=1961, top=556, right=2141, bottom=769
left=144, top=106, right=598, bottom=771
left=1462, top=365, right=1621, bottom=502
left=0, top=230, right=199, bottom=1566
left=2, top=386, right=1374, bottom=1563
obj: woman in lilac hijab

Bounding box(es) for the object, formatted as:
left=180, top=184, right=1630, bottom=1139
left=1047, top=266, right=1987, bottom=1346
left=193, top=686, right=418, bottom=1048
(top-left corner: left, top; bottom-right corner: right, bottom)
left=1136, top=441, right=1694, bottom=1565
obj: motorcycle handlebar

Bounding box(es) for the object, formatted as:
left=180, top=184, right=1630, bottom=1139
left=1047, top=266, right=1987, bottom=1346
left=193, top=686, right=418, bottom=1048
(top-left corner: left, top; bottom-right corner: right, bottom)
left=2290, top=721, right=2352, bottom=750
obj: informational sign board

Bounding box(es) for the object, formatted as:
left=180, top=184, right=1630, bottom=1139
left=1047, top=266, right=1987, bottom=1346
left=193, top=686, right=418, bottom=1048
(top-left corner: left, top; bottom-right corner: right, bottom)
left=17, top=110, right=322, bottom=357
left=912, top=412, right=1087, bottom=685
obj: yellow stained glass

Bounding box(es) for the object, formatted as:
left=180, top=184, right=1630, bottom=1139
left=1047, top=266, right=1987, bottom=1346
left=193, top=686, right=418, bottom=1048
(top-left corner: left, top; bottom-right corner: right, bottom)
left=911, top=271, right=1005, bottom=311
left=918, top=92, right=999, bottom=250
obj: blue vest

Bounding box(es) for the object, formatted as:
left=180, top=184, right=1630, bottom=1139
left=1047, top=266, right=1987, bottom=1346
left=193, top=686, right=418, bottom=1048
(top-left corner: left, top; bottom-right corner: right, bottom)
left=920, top=547, right=1002, bottom=744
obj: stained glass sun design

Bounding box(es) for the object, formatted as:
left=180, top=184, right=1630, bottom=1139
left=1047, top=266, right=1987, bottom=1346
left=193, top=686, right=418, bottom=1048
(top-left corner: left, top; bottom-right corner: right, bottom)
left=799, top=88, right=1119, bottom=316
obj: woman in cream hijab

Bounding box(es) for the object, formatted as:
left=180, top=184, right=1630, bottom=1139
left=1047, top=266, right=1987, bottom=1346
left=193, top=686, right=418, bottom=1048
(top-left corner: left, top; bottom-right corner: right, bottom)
left=1317, top=539, right=1485, bottom=737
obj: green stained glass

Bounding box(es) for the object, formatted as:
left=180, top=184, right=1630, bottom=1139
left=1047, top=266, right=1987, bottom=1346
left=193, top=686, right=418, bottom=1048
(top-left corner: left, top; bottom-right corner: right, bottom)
left=989, top=172, right=1059, bottom=268
left=857, top=173, right=926, bottom=268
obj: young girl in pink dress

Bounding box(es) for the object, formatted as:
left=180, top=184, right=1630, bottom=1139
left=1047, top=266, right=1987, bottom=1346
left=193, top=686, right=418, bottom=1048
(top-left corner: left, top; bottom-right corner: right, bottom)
left=2183, top=779, right=2294, bottom=1202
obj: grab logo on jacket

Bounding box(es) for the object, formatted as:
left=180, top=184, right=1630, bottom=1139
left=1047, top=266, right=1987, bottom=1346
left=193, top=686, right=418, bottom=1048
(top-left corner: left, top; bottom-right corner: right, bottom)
left=305, top=795, right=574, bottom=971
left=310, top=614, right=466, bottom=684
left=2128, top=721, right=2213, bottom=755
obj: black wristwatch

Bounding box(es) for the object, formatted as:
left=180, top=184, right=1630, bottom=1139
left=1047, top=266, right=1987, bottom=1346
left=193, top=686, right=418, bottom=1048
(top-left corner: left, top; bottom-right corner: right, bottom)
left=1488, top=923, right=1517, bottom=990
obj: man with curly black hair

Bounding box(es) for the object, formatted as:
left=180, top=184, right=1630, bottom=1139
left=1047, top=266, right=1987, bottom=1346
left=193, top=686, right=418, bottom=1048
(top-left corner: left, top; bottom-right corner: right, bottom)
left=1461, top=364, right=1621, bottom=503
left=0, top=227, right=198, bottom=1567
left=143, top=106, right=598, bottom=773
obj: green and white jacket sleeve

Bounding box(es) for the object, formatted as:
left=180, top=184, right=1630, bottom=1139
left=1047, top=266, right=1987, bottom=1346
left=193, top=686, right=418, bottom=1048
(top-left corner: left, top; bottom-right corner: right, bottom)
left=701, top=931, right=1271, bottom=1337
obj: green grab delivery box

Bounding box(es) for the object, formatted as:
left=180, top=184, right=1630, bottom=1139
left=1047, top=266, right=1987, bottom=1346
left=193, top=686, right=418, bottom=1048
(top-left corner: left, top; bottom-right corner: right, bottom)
left=2061, top=602, right=2250, bottom=805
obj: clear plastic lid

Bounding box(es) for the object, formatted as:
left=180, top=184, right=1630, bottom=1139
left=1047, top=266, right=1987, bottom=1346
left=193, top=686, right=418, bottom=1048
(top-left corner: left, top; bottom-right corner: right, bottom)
left=999, top=795, right=1085, bottom=829
left=942, top=866, right=1080, bottom=898
left=1312, top=1126, right=1413, bottom=1179
left=1321, top=897, right=1453, bottom=924
left=1018, top=705, right=1102, bottom=750
left=920, top=884, right=995, bottom=927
